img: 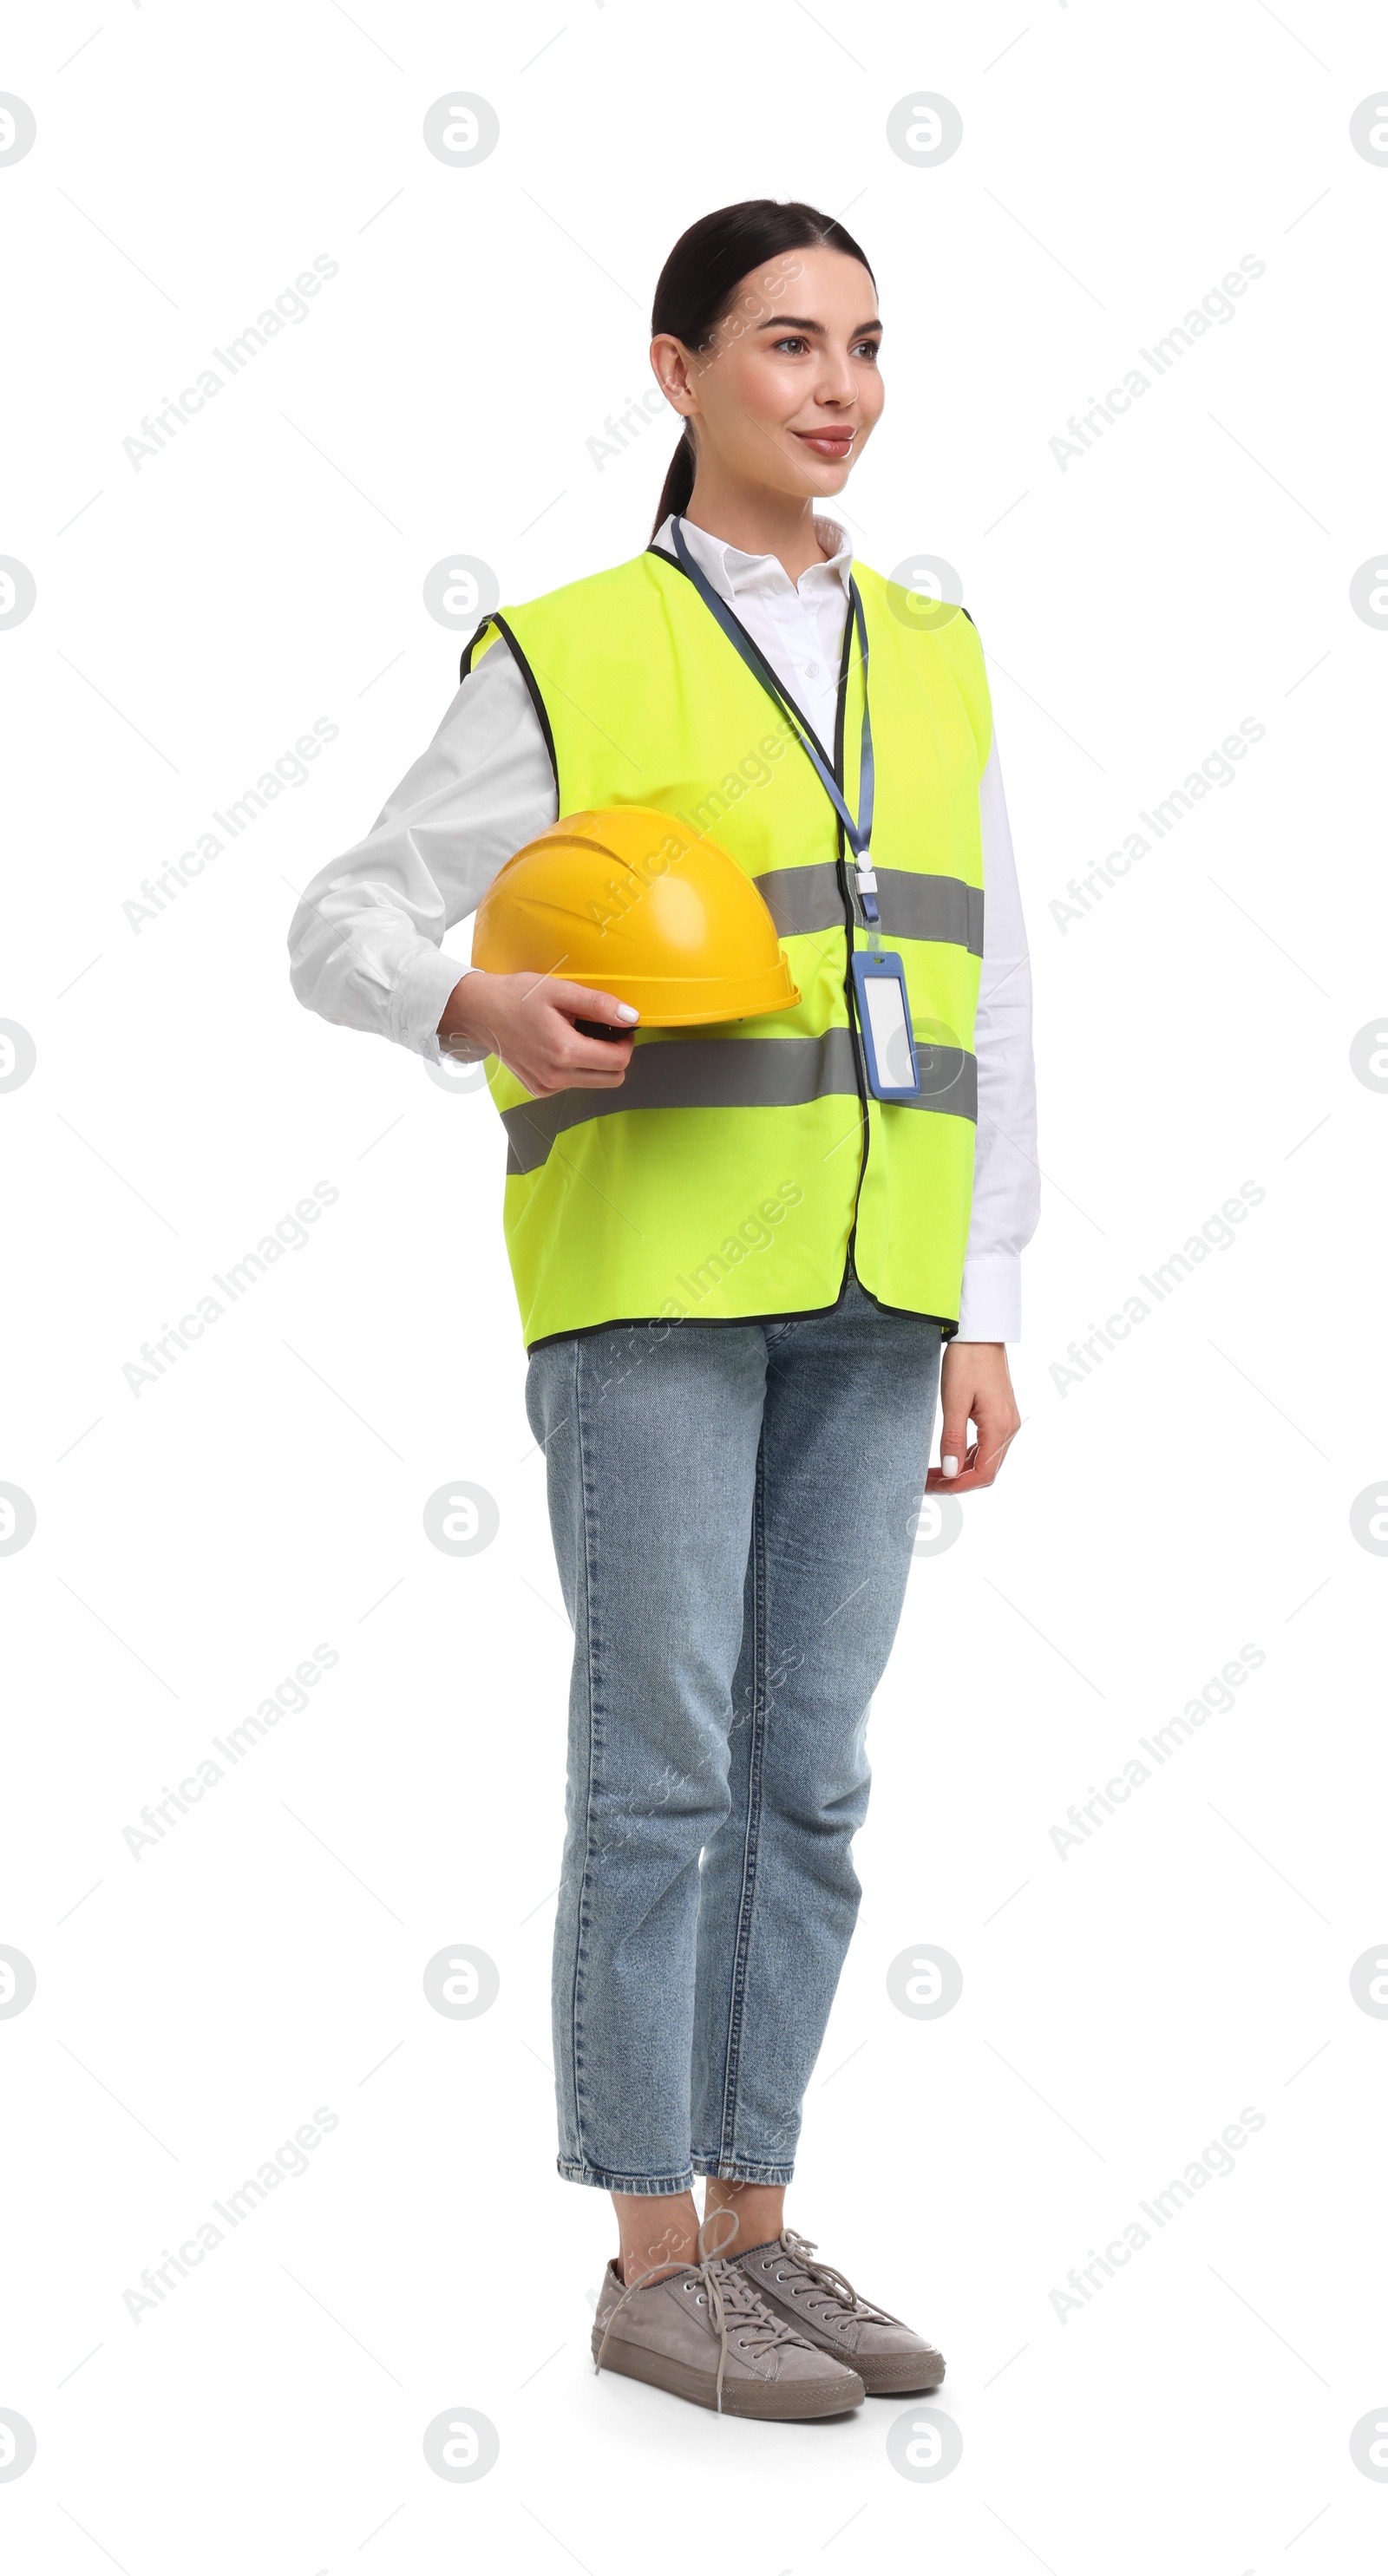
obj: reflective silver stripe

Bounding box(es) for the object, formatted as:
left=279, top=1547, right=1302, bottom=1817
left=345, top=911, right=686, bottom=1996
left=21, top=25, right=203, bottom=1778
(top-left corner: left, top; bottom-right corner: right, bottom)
left=754, top=865, right=984, bottom=956
left=501, top=1030, right=975, bottom=1174
left=754, top=863, right=843, bottom=938
left=913, top=1044, right=977, bottom=1115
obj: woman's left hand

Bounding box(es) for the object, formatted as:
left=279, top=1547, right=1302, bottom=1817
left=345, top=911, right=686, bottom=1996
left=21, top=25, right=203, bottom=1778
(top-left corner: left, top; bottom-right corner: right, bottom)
left=925, top=1340, right=1020, bottom=1494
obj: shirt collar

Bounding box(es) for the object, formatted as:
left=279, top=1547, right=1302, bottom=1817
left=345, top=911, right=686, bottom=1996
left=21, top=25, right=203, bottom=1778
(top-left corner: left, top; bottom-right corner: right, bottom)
left=652, top=511, right=854, bottom=605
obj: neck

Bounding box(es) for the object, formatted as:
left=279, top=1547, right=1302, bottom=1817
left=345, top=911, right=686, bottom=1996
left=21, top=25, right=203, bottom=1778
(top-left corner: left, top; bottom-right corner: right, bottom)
left=680, top=474, right=829, bottom=584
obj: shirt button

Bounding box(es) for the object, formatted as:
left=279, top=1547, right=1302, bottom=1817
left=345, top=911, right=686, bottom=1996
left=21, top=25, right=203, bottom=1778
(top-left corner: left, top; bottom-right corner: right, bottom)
left=805, top=662, right=820, bottom=678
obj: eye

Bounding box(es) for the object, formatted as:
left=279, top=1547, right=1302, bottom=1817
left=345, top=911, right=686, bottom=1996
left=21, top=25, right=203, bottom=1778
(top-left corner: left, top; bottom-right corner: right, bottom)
left=854, top=338, right=882, bottom=361
left=772, top=334, right=811, bottom=354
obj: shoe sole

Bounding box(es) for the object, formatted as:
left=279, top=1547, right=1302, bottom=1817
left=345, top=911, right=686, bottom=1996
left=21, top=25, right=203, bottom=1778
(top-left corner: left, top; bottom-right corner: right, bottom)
left=591, top=2331, right=865, bottom=2418
left=858, top=2352, right=946, bottom=2394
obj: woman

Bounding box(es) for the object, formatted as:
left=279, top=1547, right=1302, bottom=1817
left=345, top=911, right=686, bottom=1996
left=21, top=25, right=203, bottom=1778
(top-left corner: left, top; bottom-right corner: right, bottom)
left=289, top=199, right=1038, bottom=2420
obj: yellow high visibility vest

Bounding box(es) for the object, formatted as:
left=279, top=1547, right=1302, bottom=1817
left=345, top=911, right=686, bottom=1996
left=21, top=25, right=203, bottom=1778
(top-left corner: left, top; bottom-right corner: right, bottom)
left=462, top=546, right=993, bottom=1349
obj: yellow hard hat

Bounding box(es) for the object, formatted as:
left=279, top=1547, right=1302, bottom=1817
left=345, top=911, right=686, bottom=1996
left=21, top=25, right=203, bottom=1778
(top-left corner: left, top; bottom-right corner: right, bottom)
left=472, top=806, right=802, bottom=1026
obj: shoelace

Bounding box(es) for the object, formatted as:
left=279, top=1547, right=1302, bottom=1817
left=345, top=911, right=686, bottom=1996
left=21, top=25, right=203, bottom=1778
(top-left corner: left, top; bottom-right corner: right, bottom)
left=594, top=2210, right=811, bottom=2413
left=769, top=2227, right=890, bottom=2325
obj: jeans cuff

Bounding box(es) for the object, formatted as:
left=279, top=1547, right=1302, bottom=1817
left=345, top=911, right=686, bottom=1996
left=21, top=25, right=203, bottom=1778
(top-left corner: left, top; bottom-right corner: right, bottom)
left=556, top=2155, right=697, bottom=2194
left=690, top=2154, right=796, bottom=2186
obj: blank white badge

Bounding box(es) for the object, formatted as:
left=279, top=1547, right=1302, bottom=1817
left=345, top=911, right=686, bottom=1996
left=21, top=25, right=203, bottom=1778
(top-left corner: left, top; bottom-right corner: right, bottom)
left=864, top=971, right=916, bottom=1090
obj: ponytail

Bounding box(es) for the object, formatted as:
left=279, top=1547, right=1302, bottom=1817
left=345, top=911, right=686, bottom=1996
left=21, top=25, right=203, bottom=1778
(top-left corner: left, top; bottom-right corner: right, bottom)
left=652, top=428, right=696, bottom=534
left=647, top=199, right=874, bottom=542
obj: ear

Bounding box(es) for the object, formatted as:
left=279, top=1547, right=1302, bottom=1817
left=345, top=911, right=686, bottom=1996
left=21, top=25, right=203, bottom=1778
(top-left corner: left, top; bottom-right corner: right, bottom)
left=650, top=334, right=698, bottom=419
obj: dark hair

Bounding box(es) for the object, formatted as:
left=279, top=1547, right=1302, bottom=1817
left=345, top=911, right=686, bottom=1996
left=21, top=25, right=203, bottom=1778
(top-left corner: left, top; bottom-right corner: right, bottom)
left=649, top=199, right=875, bottom=538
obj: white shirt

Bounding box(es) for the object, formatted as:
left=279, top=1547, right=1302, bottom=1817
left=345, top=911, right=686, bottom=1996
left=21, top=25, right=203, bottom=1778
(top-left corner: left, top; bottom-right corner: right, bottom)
left=287, top=513, right=1038, bottom=1339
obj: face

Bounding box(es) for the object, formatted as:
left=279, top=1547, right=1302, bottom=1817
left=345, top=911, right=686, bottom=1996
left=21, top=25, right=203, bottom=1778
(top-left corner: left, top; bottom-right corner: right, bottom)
left=651, top=244, right=884, bottom=500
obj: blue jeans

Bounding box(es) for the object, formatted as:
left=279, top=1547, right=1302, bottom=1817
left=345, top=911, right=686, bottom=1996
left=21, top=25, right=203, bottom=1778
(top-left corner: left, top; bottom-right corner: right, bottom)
left=525, top=1273, right=943, bottom=2193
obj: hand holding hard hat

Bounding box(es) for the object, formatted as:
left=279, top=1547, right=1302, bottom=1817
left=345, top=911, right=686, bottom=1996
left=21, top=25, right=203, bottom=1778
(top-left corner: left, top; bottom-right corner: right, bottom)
left=474, top=807, right=801, bottom=1025
left=438, top=806, right=799, bottom=1095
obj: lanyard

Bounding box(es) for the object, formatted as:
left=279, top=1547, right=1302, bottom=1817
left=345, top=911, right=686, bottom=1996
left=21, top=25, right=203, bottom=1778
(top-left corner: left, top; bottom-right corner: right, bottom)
left=668, top=516, right=880, bottom=926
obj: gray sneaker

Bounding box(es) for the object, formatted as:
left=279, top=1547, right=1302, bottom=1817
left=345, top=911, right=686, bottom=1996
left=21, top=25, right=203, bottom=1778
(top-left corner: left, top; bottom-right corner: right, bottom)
left=592, top=2219, right=865, bottom=2418
left=734, top=2228, right=946, bottom=2394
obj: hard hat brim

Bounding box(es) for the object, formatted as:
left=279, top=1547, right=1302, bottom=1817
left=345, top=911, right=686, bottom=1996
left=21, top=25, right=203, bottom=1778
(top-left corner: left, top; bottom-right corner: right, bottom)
left=612, top=959, right=802, bottom=1026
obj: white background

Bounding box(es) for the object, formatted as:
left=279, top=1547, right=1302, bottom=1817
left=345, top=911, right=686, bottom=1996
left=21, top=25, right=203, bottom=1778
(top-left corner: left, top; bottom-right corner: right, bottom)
left=3, top=2, right=1386, bottom=2569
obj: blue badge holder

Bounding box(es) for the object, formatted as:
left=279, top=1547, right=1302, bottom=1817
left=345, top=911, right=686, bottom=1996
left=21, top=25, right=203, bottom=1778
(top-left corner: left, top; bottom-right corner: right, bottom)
left=851, top=951, right=921, bottom=1102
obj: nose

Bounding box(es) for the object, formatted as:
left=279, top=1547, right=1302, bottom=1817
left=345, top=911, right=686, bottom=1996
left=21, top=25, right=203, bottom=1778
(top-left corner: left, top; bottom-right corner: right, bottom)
left=814, top=348, right=861, bottom=408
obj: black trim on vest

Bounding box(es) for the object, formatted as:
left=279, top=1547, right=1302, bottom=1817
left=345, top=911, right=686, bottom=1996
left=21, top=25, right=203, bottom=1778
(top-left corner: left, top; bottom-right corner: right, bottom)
left=458, top=615, right=491, bottom=683
left=833, top=602, right=872, bottom=1299
left=525, top=1291, right=958, bottom=1355
left=457, top=612, right=560, bottom=801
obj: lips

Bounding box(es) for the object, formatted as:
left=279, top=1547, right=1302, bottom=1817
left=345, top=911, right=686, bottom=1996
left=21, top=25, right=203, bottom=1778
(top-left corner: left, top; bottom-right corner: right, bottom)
left=794, top=430, right=855, bottom=458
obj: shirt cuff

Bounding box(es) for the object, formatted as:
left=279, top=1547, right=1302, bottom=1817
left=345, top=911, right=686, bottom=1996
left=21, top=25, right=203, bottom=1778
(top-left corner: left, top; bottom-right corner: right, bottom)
left=390, top=951, right=476, bottom=1063
left=954, top=1250, right=1022, bottom=1344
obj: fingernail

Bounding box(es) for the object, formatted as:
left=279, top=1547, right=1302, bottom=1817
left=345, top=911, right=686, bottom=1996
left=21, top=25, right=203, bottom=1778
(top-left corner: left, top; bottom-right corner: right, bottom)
left=942, top=1455, right=959, bottom=1478
left=615, top=1003, right=639, bottom=1023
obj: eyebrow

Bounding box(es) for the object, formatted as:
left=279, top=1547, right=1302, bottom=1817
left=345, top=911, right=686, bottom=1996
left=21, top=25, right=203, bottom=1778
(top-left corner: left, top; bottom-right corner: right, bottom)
left=757, top=313, right=884, bottom=337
